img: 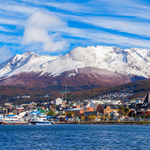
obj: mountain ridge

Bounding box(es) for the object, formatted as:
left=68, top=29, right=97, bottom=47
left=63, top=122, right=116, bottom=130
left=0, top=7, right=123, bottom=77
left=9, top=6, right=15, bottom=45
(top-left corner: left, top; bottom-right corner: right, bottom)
left=0, top=45, right=149, bottom=90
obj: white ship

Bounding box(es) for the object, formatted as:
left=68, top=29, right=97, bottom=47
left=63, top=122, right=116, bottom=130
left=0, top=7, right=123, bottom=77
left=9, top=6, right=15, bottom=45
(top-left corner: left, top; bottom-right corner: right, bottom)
left=28, top=113, right=51, bottom=125
left=2, top=115, right=25, bottom=124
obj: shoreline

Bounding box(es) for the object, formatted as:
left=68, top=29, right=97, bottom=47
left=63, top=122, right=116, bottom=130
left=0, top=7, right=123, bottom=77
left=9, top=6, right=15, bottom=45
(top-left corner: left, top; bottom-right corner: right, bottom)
left=1, top=121, right=150, bottom=125
left=55, top=121, right=150, bottom=125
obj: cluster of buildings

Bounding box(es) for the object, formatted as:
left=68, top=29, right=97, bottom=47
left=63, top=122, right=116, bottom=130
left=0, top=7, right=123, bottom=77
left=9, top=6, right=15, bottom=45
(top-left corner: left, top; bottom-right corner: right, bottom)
left=99, top=91, right=133, bottom=100
left=0, top=93, right=150, bottom=124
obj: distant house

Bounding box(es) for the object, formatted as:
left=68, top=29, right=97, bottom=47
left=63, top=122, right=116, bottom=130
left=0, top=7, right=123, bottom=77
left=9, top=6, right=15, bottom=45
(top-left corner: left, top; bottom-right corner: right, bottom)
left=136, top=93, right=150, bottom=115
left=86, top=107, right=94, bottom=112
left=4, top=103, right=12, bottom=107
left=0, top=109, right=6, bottom=115
left=67, top=106, right=84, bottom=116
left=84, top=103, right=97, bottom=117
left=16, top=95, right=30, bottom=99
left=53, top=98, right=63, bottom=105
left=96, top=104, right=120, bottom=116
left=16, top=106, right=24, bottom=114
left=86, top=100, right=104, bottom=111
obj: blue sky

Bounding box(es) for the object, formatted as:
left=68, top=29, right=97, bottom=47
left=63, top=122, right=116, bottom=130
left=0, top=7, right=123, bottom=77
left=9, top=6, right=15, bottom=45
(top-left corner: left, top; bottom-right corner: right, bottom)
left=0, top=0, right=150, bottom=62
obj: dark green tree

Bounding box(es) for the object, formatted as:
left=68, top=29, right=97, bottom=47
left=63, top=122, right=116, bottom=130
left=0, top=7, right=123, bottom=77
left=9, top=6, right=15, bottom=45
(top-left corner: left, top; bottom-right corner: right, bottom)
left=124, top=107, right=130, bottom=115
left=47, top=110, right=55, bottom=116
left=128, top=111, right=136, bottom=117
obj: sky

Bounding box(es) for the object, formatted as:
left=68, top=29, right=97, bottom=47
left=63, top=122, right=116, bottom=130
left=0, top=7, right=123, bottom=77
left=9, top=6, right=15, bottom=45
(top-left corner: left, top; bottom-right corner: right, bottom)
left=1, top=0, right=150, bottom=62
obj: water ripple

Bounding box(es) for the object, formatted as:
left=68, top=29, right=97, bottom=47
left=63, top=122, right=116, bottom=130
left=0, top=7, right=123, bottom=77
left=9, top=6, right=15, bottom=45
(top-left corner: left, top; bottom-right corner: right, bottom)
left=0, top=125, right=150, bottom=150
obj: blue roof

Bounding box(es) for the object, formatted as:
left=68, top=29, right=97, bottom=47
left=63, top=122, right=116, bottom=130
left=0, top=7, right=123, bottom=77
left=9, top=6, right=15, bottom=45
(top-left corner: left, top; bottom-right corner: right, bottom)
left=40, top=113, right=46, bottom=116
left=47, top=116, right=57, bottom=119
left=30, top=111, right=40, bottom=114
left=6, top=115, right=15, bottom=117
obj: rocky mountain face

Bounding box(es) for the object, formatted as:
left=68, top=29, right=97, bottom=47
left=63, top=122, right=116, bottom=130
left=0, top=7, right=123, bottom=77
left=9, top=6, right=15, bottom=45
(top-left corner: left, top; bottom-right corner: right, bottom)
left=0, top=45, right=149, bottom=90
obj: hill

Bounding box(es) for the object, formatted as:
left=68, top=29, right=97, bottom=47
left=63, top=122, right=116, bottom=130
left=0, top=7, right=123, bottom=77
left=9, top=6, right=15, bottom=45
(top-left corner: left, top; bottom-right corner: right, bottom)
left=67, top=78, right=150, bottom=101
left=0, top=78, right=150, bottom=105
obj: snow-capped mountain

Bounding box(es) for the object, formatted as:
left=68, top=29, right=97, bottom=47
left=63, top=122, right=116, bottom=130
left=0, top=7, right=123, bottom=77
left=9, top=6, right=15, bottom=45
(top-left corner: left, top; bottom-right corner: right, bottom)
left=41, top=45, right=150, bottom=77
left=0, top=45, right=149, bottom=90
left=0, top=51, right=58, bottom=77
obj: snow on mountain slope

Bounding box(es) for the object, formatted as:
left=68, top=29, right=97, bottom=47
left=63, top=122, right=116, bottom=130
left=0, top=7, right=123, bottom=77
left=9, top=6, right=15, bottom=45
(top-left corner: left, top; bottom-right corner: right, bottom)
left=0, top=51, right=58, bottom=77
left=0, top=45, right=150, bottom=78
left=42, top=45, right=150, bottom=78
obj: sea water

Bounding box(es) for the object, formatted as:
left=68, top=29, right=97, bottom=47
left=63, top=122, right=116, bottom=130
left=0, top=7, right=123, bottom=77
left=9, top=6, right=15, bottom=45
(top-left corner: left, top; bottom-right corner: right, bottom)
left=0, top=124, right=150, bottom=150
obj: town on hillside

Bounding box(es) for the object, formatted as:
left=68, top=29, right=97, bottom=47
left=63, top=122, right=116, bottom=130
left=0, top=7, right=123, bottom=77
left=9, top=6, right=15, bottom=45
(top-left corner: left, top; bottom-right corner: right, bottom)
left=0, top=93, right=150, bottom=125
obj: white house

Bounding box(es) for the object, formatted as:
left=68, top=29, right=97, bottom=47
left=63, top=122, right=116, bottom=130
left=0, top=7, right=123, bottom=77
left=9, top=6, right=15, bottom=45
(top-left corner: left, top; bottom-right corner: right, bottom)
left=53, top=98, right=63, bottom=105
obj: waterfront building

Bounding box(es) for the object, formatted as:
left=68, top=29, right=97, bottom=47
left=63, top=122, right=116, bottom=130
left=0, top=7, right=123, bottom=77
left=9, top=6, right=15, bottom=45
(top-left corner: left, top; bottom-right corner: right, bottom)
left=136, top=93, right=150, bottom=115
left=67, top=106, right=84, bottom=117
left=96, top=104, right=120, bottom=116
left=86, top=100, right=104, bottom=111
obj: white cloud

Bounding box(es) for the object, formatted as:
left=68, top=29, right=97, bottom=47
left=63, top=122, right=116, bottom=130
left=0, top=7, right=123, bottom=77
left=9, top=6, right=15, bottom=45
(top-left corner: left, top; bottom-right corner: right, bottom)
left=58, top=26, right=150, bottom=48
left=43, top=2, right=92, bottom=13
left=1, top=0, right=150, bottom=55
left=22, top=11, right=69, bottom=52
left=93, top=32, right=150, bottom=48
left=0, top=3, right=37, bottom=15
left=0, top=33, right=21, bottom=44
left=58, top=13, right=150, bottom=38
left=0, top=18, right=22, bottom=25
left=45, top=0, right=150, bottom=19
left=80, top=17, right=150, bottom=38
left=0, top=46, right=13, bottom=63
left=0, top=26, right=12, bottom=32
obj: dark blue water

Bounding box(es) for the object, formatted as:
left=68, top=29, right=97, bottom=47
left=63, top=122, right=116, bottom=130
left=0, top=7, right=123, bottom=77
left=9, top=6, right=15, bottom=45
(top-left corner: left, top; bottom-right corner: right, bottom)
left=0, top=125, right=150, bottom=150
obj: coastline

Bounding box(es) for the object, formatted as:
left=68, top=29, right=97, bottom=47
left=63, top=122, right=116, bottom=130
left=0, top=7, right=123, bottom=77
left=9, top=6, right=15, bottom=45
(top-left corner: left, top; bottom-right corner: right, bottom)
left=1, top=121, right=150, bottom=125
left=55, top=121, right=150, bottom=125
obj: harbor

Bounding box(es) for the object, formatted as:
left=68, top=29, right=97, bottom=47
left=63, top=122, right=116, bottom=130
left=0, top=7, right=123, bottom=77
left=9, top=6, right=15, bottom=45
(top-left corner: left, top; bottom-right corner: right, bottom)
left=0, top=93, right=150, bottom=125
